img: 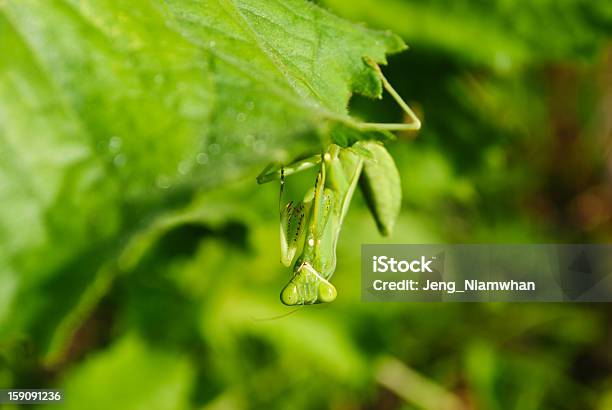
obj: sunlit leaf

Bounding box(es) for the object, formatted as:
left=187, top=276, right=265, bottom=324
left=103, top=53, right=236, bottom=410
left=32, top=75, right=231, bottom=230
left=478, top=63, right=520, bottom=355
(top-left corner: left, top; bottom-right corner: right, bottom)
left=0, top=0, right=404, bottom=359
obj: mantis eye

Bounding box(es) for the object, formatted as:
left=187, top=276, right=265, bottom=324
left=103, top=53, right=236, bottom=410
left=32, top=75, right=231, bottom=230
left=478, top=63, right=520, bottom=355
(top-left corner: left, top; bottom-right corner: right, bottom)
left=280, top=283, right=300, bottom=306
left=318, top=281, right=337, bottom=303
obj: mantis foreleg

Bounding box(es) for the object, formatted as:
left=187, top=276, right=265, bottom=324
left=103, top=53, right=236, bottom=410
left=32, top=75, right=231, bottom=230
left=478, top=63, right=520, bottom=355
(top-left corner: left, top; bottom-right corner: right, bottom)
left=256, top=154, right=322, bottom=185
left=278, top=145, right=364, bottom=305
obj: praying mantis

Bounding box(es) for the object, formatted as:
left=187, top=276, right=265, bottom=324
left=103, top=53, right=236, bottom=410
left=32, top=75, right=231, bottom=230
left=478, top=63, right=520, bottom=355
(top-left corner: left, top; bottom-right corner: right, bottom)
left=257, top=60, right=421, bottom=305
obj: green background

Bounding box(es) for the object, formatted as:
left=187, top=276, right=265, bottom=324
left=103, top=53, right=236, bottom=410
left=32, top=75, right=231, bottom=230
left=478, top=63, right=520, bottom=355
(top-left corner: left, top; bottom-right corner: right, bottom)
left=2, top=0, right=612, bottom=409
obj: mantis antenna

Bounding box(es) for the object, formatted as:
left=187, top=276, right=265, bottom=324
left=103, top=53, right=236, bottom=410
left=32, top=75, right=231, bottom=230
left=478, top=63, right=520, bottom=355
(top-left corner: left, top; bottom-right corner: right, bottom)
left=249, top=306, right=304, bottom=321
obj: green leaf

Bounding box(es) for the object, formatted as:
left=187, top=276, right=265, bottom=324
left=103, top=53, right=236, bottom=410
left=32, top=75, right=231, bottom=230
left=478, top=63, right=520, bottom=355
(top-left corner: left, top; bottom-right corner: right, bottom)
left=0, top=0, right=404, bottom=359
left=358, top=141, right=401, bottom=236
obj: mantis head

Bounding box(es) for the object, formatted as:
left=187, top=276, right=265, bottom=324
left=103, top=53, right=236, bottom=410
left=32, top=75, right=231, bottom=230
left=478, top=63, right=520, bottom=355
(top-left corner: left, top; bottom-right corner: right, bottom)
left=280, top=262, right=337, bottom=305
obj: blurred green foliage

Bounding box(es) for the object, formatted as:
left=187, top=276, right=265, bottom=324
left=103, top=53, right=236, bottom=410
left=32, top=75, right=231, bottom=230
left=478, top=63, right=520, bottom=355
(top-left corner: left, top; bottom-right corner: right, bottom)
left=1, top=0, right=612, bottom=409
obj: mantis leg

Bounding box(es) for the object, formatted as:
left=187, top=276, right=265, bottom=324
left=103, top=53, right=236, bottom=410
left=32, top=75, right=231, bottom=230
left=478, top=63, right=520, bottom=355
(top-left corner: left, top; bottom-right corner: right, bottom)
left=280, top=189, right=338, bottom=305
left=280, top=199, right=311, bottom=267
left=256, top=154, right=322, bottom=184
left=280, top=160, right=338, bottom=305
left=275, top=155, right=322, bottom=266
left=354, top=58, right=422, bottom=132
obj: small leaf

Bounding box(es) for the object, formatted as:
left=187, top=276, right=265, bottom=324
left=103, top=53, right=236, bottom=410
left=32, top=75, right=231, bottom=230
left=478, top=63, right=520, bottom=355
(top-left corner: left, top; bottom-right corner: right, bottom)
left=357, top=141, right=401, bottom=236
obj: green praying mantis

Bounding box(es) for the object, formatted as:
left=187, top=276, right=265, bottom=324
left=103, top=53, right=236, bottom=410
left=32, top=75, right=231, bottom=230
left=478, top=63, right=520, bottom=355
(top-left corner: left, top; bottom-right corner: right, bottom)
left=257, top=61, right=421, bottom=306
